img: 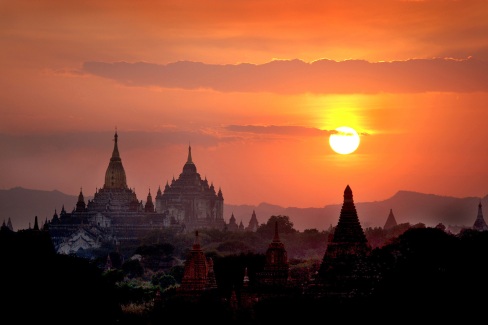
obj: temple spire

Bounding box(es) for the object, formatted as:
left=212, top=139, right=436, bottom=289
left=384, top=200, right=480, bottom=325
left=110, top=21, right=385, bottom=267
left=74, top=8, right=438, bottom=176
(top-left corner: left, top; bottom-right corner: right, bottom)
left=473, top=200, right=488, bottom=231
left=193, top=230, right=201, bottom=249
left=182, top=143, right=197, bottom=174
left=112, top=130, right=120, bottom=159
left=187, top=143, right=193, bottom=163
left=273, top=221, right=280, bottom=242
left=33, top=216, right=39, bottom=231
left=384, top=208, right=398, bottom=230
left=332, top=185, right=368, bottom=244
left=104, top=130, right=128, bottom=189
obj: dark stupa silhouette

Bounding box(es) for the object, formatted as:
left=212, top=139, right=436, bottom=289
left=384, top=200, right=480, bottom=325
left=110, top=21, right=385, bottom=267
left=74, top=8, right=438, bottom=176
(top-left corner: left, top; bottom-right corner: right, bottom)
left=317, top=185, right=371, bottom=294
left=383, top=208, right=398, bottom=230
left=472, top=201, right=488, bottom=231
left=325, top=185, right=369, bottom=255
left=256, top=221, right=289, bottom=287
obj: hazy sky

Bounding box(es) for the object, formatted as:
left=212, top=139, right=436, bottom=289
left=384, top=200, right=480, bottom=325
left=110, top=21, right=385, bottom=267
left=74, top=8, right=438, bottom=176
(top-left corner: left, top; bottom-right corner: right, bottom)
left=2, top=0, right=488, bottom=210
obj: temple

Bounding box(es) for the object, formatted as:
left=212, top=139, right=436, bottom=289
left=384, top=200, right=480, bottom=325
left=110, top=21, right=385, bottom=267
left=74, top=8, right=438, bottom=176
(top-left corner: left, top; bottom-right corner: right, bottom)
left=383, top=208, right=398, bottom=230
left=317, top=185, right=371, bottom=295
left=255, top=221, right=289, bottom=287
left=46, top=131, right=231, bottom=257
left=155, top=145, right=225, bottom=232
left=472, top=200, right=488, bottom=231
left=246, top=210, right=259, bottom=232
left=177, top=230, right=218, bottom=296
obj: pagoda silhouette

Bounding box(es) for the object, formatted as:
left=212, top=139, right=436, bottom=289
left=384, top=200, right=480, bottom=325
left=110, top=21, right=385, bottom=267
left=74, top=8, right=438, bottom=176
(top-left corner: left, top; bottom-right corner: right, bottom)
left=316, top=185, right=371, bottom=296
left=472, top=200, right=488, bottom=231
left=383, top=208, right=398, bottom=230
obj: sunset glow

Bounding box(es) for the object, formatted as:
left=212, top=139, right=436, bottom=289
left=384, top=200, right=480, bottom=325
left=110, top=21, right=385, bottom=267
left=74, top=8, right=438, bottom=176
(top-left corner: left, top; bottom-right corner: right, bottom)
left=329, top=127, right=360, bottom=155
left=2, top=0, right=488, bottom=230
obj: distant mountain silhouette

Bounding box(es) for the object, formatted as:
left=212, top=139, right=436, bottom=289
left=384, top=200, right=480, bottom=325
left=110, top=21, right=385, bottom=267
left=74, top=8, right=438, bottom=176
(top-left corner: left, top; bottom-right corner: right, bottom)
left=1, top=187, right=485, bottom=232
left=226, top=191, right=487, bottom=232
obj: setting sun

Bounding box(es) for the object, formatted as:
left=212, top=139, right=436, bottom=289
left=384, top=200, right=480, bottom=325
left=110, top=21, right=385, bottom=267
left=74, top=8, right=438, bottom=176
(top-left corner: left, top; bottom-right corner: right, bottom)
left=329, top=126, right=360, bottom=155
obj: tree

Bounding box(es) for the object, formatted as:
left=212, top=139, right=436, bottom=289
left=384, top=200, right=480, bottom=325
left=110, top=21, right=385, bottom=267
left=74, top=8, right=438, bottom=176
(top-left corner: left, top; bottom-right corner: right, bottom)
left=257, top=215, right=297, bottom=238
left=122, top=259, right=145, bottom=278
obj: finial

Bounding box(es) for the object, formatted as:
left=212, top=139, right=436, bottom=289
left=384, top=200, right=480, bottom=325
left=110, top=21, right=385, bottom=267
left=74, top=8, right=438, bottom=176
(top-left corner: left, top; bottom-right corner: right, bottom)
left=273, top=221, right=280, bottom=242
left=187, top=143, right=193, bottom=163
left=193, top=230, right=201, bottom=248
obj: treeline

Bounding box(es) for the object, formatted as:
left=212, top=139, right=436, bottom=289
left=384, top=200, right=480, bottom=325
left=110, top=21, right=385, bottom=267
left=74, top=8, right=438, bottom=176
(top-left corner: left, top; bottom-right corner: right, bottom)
left=1, top=217, right=487, bottom=324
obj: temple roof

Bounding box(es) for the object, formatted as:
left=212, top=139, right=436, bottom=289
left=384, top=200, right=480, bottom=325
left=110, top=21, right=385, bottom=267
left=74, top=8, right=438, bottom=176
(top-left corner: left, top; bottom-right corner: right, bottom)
left=104, top=131, right=128, bottom=189
left=331, top=185, right=368, bottom=244
left=182, top=145, right=197, bottom=174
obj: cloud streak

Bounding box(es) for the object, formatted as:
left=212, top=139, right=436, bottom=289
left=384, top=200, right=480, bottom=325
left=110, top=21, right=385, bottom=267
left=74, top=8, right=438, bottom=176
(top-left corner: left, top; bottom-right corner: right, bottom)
left=82, top=57, right=488, bottom=94
left=226, top=125, right=332, bottom=136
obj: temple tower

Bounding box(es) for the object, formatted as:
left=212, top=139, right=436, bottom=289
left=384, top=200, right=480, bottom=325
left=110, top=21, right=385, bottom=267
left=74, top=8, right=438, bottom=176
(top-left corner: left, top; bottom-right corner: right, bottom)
left=246, top=210, right=259, bottom=232
left=104, top=131, right=128, bottom=190
left=256, top=221, right=289, bottom=286
left=179, top=231, right=209, bottom=293
left=85, top=132, right=141, bottom=213
left=383, top=208, right=398, bottom=230
left=75, top=188, right=86, bottom=212
left=144, top=189, right=155, bottom=213
left=155, top=145, right=225, bottom=231
left=473, top=201, right=488, bottom=231
left=318, top=185, right=371, bottom=290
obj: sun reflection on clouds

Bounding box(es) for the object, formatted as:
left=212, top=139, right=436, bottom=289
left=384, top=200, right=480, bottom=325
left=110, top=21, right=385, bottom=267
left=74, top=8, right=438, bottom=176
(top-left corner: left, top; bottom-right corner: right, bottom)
left=306, top=94, right=367, bottom=132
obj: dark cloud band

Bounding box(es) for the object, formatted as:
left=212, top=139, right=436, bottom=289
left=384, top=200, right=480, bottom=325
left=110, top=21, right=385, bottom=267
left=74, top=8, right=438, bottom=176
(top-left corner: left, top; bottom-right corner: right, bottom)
left=82, top=57, right=488, bottom=94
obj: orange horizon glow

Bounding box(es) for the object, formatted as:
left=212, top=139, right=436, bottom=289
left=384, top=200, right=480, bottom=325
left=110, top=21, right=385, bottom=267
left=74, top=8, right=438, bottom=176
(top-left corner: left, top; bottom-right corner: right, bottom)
left=2, top=1, right=488, bottom=228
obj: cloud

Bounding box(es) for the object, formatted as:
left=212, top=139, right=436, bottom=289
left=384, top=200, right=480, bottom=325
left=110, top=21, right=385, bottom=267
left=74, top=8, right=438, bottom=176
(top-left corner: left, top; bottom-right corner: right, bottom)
left=0, top=130, right=237, bottom=157
left=0, top=125, right=331, bottom=157
left=82, top=57, right=488, bottom=94
left=226, top=125, right=332, bottom=137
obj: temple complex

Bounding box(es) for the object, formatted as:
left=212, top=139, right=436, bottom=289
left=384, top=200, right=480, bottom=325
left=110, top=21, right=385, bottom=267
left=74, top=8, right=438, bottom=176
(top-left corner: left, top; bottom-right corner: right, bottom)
left=46, top=132, right=231, bottom=257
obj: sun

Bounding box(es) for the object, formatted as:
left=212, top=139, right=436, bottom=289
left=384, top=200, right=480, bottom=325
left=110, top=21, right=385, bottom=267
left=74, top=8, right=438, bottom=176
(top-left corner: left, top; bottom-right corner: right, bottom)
left=329, top=126, right=360, bottom=155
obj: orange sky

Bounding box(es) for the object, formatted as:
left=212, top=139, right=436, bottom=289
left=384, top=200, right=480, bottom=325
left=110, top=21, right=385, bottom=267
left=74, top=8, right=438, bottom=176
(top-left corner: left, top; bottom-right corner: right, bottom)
left=2, top=0, right=488, bottom=215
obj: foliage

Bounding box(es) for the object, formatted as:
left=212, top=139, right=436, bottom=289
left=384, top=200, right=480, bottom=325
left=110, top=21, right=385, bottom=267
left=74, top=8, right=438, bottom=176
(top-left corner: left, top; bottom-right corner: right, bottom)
left=151, top=272, right=177, bottom=291
left=135, top=243, right=175, bottom=256
left=365, top=222, right=412, bottom=248
left=256, top=215, right=298, bottom=238
left=0, top=229, right=122, bottom=323
left=167, top=264, right=185, bottom=283
left=122, top=258, right=145, bottom=278
left=216, top=240, right=252, bottom=254
left=115, top=278, right=157, bottom=305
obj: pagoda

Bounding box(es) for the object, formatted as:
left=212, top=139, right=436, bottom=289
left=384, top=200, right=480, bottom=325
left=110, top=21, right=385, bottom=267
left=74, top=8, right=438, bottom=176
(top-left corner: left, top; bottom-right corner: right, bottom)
left=47, top=131, right=170, bottom=257
left=178, top=230, right=218, bottom=296
left=246, top=210, right=259, bottom=232
left=383, top=208, right=398, bottom=230
left=155, top=145, right=225, bottom=232
left=317, top=185, right=371, bottom=293
left=256, top=221, right=289, bottom=287
left=472, top=201, right=488, bottom=231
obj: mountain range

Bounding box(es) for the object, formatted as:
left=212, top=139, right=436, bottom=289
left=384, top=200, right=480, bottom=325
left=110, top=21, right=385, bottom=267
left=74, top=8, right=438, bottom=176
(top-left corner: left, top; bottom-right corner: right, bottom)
left=0, top=187, right=485, bottom=232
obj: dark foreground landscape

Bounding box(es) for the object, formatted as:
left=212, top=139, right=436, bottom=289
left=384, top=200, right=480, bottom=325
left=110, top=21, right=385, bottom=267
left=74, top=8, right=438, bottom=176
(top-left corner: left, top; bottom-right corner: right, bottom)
left=1, top=220, right=487, bottom=324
